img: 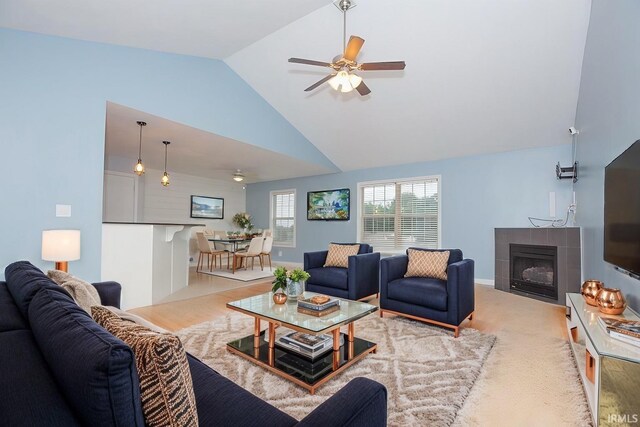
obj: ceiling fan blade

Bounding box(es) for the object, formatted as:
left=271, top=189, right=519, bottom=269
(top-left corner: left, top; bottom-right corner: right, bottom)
left=343, top=36, right=365, bottom=61
left=304, top=74, right=335, bottom=92
left=289, top=58, right=333, bottom=67
left=360, top=61, right=406, bottom=71
left=355, top=80, right=371, bottom=96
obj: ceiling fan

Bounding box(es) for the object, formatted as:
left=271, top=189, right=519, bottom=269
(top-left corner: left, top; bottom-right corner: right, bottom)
left=288, top=0, right=406, bottom=96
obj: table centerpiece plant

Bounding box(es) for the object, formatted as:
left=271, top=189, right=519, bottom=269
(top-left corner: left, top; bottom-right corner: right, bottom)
left=287, top=267, right=310, bottom=300
left=272, top=267, right=310, bottom=302
left=232, top=212, right=253, bottom=233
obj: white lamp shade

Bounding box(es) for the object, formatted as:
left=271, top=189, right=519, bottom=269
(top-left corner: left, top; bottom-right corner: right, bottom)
left=328, top=71, right=355, bottom=93
left=42, top=230, right=81, bottom=261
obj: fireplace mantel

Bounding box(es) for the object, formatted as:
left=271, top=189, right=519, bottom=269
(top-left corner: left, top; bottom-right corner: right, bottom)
left=494, top=227, right=582, bottom=305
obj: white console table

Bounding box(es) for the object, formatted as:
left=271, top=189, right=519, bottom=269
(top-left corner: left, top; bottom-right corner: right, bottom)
left=565, top=293, right=640, bottom=425
left=101, top=222, right=204, bottom=309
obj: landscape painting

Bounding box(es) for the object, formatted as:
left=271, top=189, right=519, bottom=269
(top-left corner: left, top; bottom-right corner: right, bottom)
left=191, top=195, right=224, bottom=219
left=307, top=188, right=350, bottom=221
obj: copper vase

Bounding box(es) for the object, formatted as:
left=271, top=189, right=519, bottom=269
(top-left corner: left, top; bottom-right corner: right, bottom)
left=596, top=287, right=627, bottom=315
left=581, top=279, right=604, bottom=306
left=272, top=291, right=287, bottom=305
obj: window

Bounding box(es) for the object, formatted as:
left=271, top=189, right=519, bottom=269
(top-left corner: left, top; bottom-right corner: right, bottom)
left=359, top=176, right=440, bottom=252
left=270, top=189, right=296, bottom=247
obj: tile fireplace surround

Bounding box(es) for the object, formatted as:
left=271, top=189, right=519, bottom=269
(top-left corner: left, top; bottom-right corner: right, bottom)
left=495, top=227, right=581, bottom=305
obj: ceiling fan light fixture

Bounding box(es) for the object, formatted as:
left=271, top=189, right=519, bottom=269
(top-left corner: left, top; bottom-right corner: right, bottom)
left=233, top=170, right=245, bottom=182
left=349, top=73, right=363, bottom=89
left=329, top=70, right=355, bottom=93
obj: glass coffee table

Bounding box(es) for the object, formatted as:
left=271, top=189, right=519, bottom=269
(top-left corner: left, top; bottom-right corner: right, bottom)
left=226, top=292, right=378, bottom=394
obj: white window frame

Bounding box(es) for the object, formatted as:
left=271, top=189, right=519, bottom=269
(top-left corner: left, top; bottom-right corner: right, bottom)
left=270, top=189, right=296, bottom=248
left=357, top=175, right=442, bottom=255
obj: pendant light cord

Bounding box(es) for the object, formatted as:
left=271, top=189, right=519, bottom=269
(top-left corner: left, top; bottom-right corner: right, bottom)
left=138, top=124, right=143, bottom=159
left=164, top=143, right=168, bottom=172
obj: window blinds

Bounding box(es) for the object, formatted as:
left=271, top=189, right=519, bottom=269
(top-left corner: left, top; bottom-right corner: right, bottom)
left=361, top=178, right=439, bottom=251
left=272, top=191, right=295, bottom=246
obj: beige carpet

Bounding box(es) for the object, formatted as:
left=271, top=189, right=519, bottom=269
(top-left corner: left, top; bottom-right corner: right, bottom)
left=177, top=312, right=496, bottom=426
left=454, top=330, right=592, bottom=427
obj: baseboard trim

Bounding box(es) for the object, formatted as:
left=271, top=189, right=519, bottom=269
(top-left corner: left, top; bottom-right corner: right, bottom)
left=475, top=279, right=495, bottom=287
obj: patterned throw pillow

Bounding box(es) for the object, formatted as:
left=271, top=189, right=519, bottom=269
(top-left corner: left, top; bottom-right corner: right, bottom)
left=404, top=249, right=450, bottom=280
left=92, top=306, right=199, bottom=427
left=324, top=243, right=360, bottom=268
left=48, top=270, right=101, bottom=313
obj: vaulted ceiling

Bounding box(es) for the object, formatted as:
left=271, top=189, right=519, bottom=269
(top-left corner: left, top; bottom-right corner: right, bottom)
left=0, top=0, right=593, bottom=173
left=0, top=0, right=329, bottom=58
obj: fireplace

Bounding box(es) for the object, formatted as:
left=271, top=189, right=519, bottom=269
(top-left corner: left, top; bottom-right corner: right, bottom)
left=495, top=228, right=581, bottom=305
left=509, top=243, right=558, bottom=300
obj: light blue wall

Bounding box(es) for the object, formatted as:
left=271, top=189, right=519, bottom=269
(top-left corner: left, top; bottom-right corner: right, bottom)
left=247, top=145, right=574, bottom=280
left=574, top=0, right=640, bottom=309
left=0, top=28, right=335, bottom=281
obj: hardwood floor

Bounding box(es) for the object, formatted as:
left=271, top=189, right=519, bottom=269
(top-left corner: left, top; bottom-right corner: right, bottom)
left=129, top=280, right=272, bottom=331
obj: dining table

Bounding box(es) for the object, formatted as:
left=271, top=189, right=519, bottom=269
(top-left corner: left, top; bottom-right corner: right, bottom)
left=207, top=237, right=252, bottom=270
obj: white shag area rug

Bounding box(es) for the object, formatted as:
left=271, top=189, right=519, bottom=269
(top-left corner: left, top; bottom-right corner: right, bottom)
left=177, top=312, right=496, bottom=426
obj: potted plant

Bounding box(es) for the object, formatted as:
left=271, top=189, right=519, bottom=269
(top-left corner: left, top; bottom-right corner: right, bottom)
left=271, top=266, right=288, bottom=304
left=287, top=268, right=310, bottom=300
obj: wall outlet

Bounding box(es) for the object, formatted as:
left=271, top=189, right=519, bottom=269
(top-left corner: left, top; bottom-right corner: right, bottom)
left=278, top=250, right=283, bottom=257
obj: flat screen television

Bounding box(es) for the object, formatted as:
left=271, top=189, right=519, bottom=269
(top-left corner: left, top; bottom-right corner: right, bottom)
left=604, top=140, right=640, bottom=277
left=307, top=188, right=350, bottom=220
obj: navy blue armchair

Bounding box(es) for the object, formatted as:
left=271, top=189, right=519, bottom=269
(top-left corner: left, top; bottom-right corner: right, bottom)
left=304, top=243, right=380, bottom=300
left=380, top=248, right=474, bottom=337
left=92, top=281, right=122, bottom=308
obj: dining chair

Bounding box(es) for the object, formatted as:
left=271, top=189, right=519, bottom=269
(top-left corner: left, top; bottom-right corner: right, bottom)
left=260, top=236, right=273, bottom=271
left=212, top=233, right=232, bottom=268
left=195, top=232, right=225, bottom=272
left=233, top=237, right=264, bottom=273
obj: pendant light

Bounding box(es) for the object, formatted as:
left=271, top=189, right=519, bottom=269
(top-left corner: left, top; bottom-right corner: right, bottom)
left=161, top=141, right=171, bottom=187
left=133, top=121, right=147, bottom=176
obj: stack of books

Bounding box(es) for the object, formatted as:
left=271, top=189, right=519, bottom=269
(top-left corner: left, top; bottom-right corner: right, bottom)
left=297, top=295, right=340, bottom=317
left=598, top=317, right=640, bottom=349
left=276, top=331, right=343, bottom=360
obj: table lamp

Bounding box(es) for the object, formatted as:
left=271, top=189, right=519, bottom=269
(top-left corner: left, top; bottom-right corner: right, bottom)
left=42, top=230, right=81, bottom=272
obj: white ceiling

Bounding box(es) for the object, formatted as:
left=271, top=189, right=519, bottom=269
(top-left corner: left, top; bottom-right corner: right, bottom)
left=2, top=0, right=593, bottom=172
left=226, top=0, right=592, bottom=170
left=0, top=0, right=328, bottom=59
left=104, top=102, right=332, bottom=182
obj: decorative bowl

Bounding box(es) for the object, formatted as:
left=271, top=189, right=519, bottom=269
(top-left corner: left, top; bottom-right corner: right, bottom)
left=272, top=291, right=287, bottom=305
left=596, top=287, right=627, bottom=315
left=581, top=279, right=604, bottom=306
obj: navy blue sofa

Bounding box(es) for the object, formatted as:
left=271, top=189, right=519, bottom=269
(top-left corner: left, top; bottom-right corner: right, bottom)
left=304, top=243, right=380, bottom=301
left=0, top=261, right=388, bottom=426
left=380, top=248, right=475, bottom=337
